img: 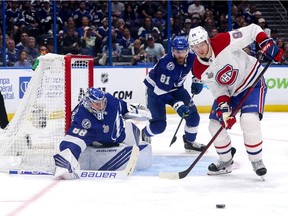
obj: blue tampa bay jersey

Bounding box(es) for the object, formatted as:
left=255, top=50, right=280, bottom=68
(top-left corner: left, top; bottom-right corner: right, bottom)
left=66, top=93, right=129, bottom=146
left=144, top=52, right=196, bottom=96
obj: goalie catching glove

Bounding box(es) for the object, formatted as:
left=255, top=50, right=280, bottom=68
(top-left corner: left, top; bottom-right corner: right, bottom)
left=259, top=38, right=283, bottom=62
left=124, top=103, right=152, bottom=120
left=216, top=101, right=236, bottom=129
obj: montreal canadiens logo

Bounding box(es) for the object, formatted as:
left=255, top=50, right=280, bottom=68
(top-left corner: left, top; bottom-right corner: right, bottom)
left=216, top=64, right=238, bottom=85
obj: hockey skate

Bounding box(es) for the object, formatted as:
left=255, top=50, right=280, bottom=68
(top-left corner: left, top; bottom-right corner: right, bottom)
left=53, top=149, right=80, bottom=180
left=141, top=128, right=151, bottom=144
left=251, top=159, right=267, bottom=180
left=207, top=147, right=236, bottom=175
left=183, top=135, right=206, bottom=153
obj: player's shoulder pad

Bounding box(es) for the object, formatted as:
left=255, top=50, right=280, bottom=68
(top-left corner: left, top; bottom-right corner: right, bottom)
left=210, top=32, right=230, bottom=57
left=193, top=58, right=209, bottom=80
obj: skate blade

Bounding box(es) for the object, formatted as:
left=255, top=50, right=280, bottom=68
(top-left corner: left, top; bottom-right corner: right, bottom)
left=185, top=149, right=202, bottom=154
left=260, top=175, right=266, bottom=181
left=207, top=169, right=232, bottom=176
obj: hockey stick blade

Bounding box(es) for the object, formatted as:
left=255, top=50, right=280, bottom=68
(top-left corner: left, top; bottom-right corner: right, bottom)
left=159, top=60, right=273, bottom=180
left=169, top=119, right=183, bottom=147
left=9, top=145, right=140, bottom=180
left=159, top=171, right=180, bottom=180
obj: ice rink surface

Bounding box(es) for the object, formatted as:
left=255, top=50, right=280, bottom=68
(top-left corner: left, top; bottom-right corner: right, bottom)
left=0, top=112, right=287, bottom=216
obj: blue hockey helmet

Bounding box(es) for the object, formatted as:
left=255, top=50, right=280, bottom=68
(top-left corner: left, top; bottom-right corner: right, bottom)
left=172, top=36, right=189, bottom=51
left=83, top=88, right=107, bottom=115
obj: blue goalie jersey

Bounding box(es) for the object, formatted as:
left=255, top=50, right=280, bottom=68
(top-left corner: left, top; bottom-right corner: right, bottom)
left=65, top=93, right=129, bottom=147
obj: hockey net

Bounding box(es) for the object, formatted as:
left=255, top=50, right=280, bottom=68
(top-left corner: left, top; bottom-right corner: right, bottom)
left=0, top=53, right=93, bottom=173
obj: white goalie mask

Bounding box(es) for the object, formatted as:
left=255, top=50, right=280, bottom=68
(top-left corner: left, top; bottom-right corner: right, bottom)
left=188, top=26, right=209, bottom=48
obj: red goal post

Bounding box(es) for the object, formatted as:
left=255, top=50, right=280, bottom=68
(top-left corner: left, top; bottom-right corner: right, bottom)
left=0, top=54, right=94, bottom=173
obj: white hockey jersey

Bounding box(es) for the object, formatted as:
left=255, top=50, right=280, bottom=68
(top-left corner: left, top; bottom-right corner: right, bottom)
left=193, top=24, right=269, bottom=104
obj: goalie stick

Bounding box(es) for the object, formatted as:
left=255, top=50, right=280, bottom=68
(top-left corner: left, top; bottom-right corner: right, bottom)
left=9, top=145, right=140, bottom=180
left=159, top=60, right=273, bottom=180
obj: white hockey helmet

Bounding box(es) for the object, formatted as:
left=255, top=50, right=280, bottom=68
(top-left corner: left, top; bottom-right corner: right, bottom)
left=188, top=26, right=209, bottom=47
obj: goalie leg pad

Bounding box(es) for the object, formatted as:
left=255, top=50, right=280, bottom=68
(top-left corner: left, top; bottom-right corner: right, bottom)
left=240, top=113, right=263, bottom=162
left=123, top=121, right=140, bottom=146
left=53, top=148, right=80, bottom=180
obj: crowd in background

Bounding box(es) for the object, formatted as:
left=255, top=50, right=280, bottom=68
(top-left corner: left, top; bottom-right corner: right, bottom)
left=0, top=0, right=288, bottom=67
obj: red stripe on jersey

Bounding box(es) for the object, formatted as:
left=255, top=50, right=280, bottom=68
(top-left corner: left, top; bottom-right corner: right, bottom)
left=235, top=61, right=258, bottom=93
left=210, top=33, right=230, bottom=57
left=193, top=59, right=208, bottom=79
left=245, top=141, right=263, bottom=148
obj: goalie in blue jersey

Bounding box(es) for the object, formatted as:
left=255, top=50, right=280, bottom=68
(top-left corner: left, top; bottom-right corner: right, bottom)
left=53, top=88, right=151, bottom=180
left=143, top=36, right=206, bottom=152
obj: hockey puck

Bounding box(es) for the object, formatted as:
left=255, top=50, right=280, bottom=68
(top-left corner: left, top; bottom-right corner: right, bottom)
left=216, top=204, right=226, bottom=209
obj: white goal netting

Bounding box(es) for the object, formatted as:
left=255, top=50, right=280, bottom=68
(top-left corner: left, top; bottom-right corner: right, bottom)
left=0, top=53, right=93, bottom=173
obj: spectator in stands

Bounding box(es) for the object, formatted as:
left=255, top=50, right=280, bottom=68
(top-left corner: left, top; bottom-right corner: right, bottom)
left=119, top=27, right=135, bottom=49
left=281, top=43, right=288, bottom=64
left=136, top=0, right=159, bottom=21
left=204, top=9, right=214, bottom=21
left=233, top=14, right=246, bottom=30
left=57, top=1, right=73, bottom=24
left=25, top=36, right=38, bottom=65
left=152, top=10, right=166, bottom=33
left=46, top=38, right=55, bottom=54
left=82, top=26, right=101, bottom=56
left=61, top=27, right=83, bottom=54
left=253, top=11, right=262, bottom=24
left=204, top=17, right=215, bottom=33
left=181, top=18, right=192, bottom=37
left=138, top=17, right=160, bottom=43
left=191, top=14, right=202, bottom=28
left=115, top=18, right=126, bottom=40
left=72, top=1, right=92, bottom=28
left=167, top=17, right=182, bottom=40
left=276, top=38, right=285, bottom=53
left=37, top=0, right=54, bottom=34
left=14, top=50, right=32, bottom=67
left=111, top=0, right=125, bottom=18
left=6, top=1, right=25, bottom=39
left=6, top=39, right=20, bottom=67
left=258, top=18, right=271, bottom=37
left=187, top=0, right=205, bottom=19
left=63, top=17, right=77, bottom=35
left=210, top=27, right=219, bottom=37
left=217, top=14, right=228, bottom=33
left=151, top=29, right=163, bottom=44
left=38, top=45, right=48, bottom=55
left=130, top=39, right=148, bottom=66
left=0, top=91, right=9, bottom=129
left=15, top=32, right=29, bottom=52
left=91, top=2, right=108, bottom=27
left=97, top=17, right=109, bottom=47
left=22, top=1, right=40, bottom=39
left=123, top=3, right=137, bottom=30
left=99, top=37, right=121, bottom=65
left=76, top=16, right=92, bottom=38
left=145, top=35, right=165, bottom=63
left=271, top=29, right=279, bottom=43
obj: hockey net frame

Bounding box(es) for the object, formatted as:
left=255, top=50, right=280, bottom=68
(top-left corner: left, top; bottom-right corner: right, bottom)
left=0, top=54, right=94, bottom=173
